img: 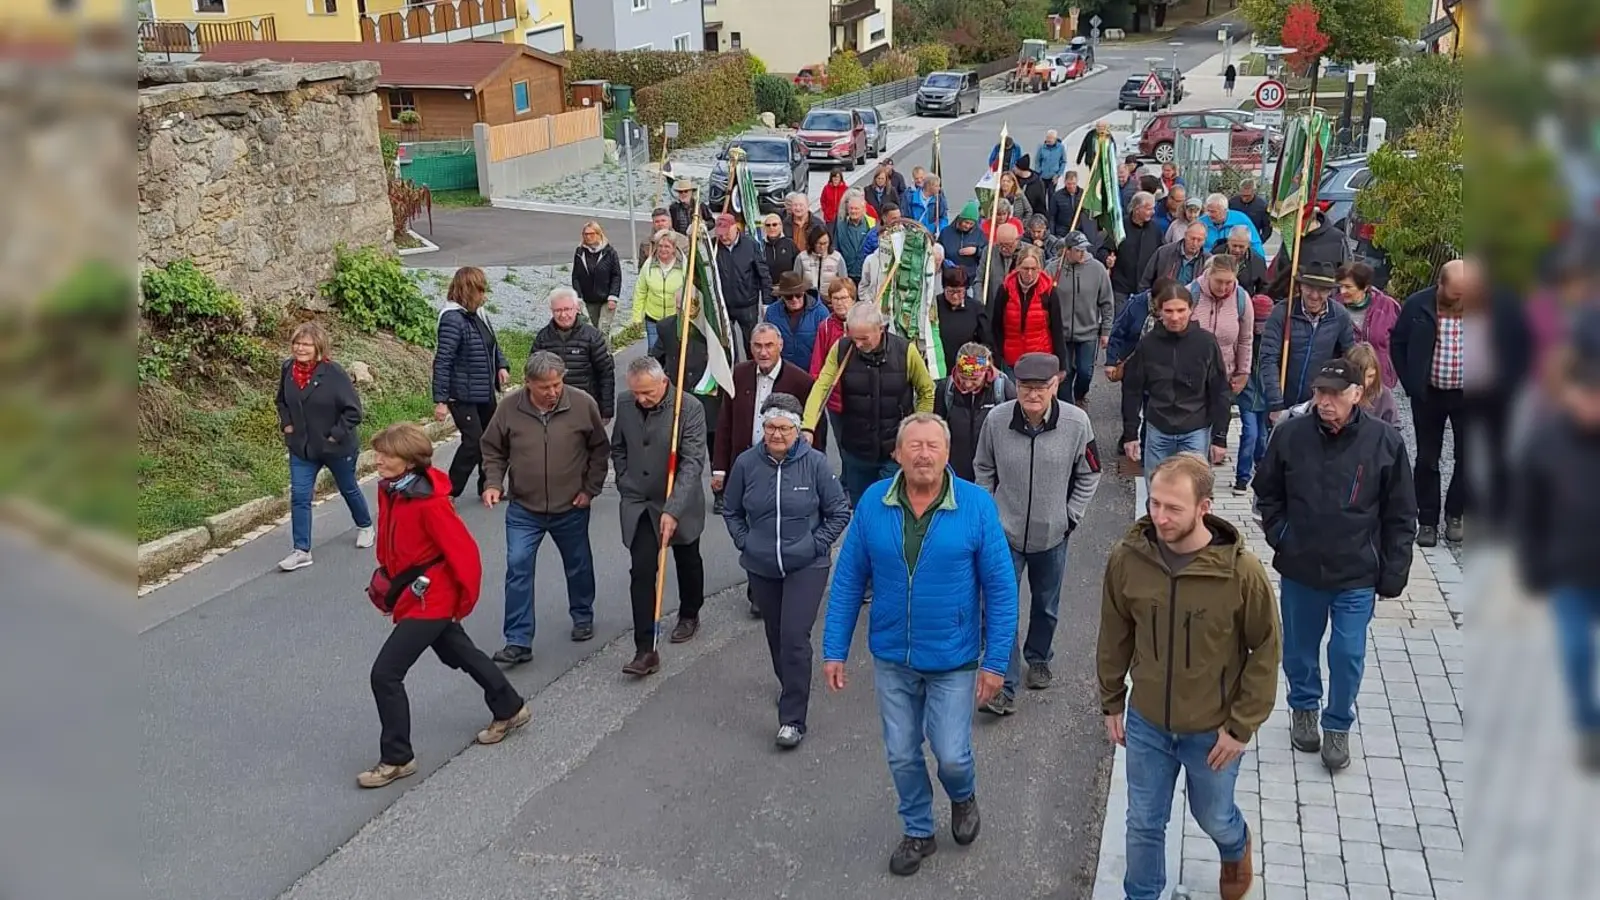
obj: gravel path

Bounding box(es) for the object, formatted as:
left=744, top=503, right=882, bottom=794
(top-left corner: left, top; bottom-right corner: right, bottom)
left=410, top=265, right=639, bottom=335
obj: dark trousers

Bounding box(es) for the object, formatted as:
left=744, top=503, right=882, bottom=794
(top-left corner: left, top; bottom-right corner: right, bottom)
left=371, top=618, right=523, bottom=765
left=1467, top=391, right=1511, bottom=524
left=749, top=566, right=829, bottom=731
left=728, top=306, right=759, bottom=361
left=1411, top=387, right=1468, bottom=527
left=446, top=401, right=498, bottom=498
left=628, top=511, right=706, bottom=652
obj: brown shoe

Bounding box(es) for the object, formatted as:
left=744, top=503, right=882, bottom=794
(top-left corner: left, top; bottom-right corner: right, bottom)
left=622, top=651, right=661, bottom=677
left=1218, top=830, right=1253, bottom=900
left=356, top=759, right=417, bottom=789
left=669, top=617, right=699, bottom=643
left=475, top=702, right=531, bottom=745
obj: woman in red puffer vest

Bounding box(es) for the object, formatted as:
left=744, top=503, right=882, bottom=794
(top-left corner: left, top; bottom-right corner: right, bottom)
left=987, top=246, right=1066, bottom=371
left=358, top=423, right=529, bottom=790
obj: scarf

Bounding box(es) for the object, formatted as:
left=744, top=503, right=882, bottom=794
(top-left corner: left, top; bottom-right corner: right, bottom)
left=1344, top=290, right=1372, bottom=311
left=291, top=359, right=321, bottom=390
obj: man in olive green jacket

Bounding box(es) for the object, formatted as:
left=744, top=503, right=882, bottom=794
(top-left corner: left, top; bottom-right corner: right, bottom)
left=1096, top=454, right=1280, bottom=900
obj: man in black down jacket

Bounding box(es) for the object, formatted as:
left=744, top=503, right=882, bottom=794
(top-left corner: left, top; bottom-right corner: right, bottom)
left=1107, top=191, right=1163, bottom=317
left=712, top=213, right=772, bottom=361
left=758, top=212, right=799, bottom=301
left=1253, top=357, right=1416, bottom=772
left=1118, top=285, right=1231, bottom=473
left=533, top=287, right=616, bottom=420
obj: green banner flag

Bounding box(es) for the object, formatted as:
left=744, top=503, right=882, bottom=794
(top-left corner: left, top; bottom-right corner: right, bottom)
left=688, top=231, right=737, bottom=397
left=1078, top=133, right=1126, bottom=247
left=1268, top=109, right=1334, bottom=266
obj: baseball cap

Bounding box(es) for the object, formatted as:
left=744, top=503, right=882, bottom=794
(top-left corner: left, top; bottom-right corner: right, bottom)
left=715, top=213, right=736, bottom=228
left=1013, top=353, right=1060, bottom=384
left=1310, top=358, right=1362, bottom=392
left=1064, top=230, right=1093, bottom=251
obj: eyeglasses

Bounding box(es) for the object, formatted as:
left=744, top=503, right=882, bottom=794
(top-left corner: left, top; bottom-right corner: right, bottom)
left=764, top=222, right=782, bottom=228
left=1017, top=382, right=1054, bottom=395
left=763, top=422, right=797, bottom=434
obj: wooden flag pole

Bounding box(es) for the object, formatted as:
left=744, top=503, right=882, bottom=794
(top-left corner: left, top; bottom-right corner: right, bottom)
left=722, top=150, right=738, bottom=215
left=652, top=203, right=702, bottom=651
left=979, top=123, right=1010, bottom=309
left=873, top=229, right=905, bottom=314
left=1278, top=117, right=1318, bottom=395
left=656, top=131, right=671, bottom=209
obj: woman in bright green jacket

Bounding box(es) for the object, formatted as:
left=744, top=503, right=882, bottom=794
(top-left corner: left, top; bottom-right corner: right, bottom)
left=634, top=231, right=688, bottom=350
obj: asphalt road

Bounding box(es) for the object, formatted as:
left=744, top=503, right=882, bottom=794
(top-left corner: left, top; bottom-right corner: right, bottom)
left=407, top=208, right=637, bottom=269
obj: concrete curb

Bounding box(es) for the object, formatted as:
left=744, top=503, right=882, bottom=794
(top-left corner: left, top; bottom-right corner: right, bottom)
left=396, top=229, right=440, bottom=256
left=491, top=197, right=650, bottom=222
left=0, top=497, right=137, bottom=583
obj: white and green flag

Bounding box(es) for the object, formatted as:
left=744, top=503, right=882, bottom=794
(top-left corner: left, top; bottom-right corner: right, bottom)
left=688, top=233, right=737, bottom=397
left=1079, top=132, right=1126, bottom=246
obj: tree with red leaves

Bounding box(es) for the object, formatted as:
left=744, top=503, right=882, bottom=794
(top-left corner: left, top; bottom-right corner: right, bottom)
left=1281, top=1, right=1331, bottom=75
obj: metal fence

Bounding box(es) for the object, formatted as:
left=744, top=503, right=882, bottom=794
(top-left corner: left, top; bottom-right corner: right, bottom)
left=1172, top=131, right=1269, bottom=200
left=826, top=76, right=921, bottom=111
left=398, top=140, right=477, bottom=192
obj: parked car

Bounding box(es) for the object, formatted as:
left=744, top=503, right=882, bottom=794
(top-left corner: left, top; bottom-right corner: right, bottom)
left=1068, top=35, right=1095, bottom=67
left=1117, top=68, right=1183, bottom=111
left=793, top=64, right=827, bottom=93
left=1046, top=51, right=1090, bottom=84
left=708, top=133, right=810, bottom=214
left=796, top=108, right=867, bottom=170
left=854, top=106, right=889, bottom=158
left=915, top=70, right=980, bottom=117
left=1136, top=110, right=1282, bottom=164
left=1315, top=154, right=1377, bottom=239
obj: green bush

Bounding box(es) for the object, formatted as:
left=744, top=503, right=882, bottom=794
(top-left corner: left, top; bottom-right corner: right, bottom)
left=141, top=259, right=244, bottom=324
left=379, top=134, right=399, bottom=173
left=824, top=50, right=870, bottom=96
left=565, top=49, right=713, bottom=94
left=868, top=50, right=919, bottom=85
left=744, top=53, right=767, bottom=79
left=139, top=260, right=252, bottom=383
left=635, top=54, right=756, bottom=152
left=753, top=73, right=802, bottom=125
left=1373, top=53, right=1462, bottom=136
left=320, top=245, right=437, bottom=347
left=909, top=42, right=952, bottom=75
left=42, top=259, right=132, bottom=324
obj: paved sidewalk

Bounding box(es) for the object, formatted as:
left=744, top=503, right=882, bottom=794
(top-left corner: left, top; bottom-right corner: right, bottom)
left=1094, top=435, right=1465, bottom=899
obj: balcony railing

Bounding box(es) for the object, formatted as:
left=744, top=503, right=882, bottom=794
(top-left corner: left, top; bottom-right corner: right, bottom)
left=361, top=0, right=518, bottom=42
left=137, top=14, right=276, bottom=59
left=830, top=0, right=875, bottom=25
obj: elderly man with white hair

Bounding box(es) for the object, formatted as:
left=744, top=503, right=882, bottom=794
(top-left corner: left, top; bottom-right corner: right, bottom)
left=1109, top=190, right=1165, bottom=315
left=833, top=188, right=876, bottom=282
left=982, top=222, right=1024, bottom=305
left=803, top=301, right=937, bottom=505
left=1223, top=224, right=1270, bottom=296
left=1034, top=128, right=1067, bottom=190
left=1200, top=192, right=1264, bottom=258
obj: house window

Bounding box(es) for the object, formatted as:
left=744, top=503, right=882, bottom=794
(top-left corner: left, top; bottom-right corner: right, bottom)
left=387, top=90, right=417, bottom=123
left=307, top=0, right=337, bottom=13
left=672, top=33, right=690, bottom=51
left=730, top=31, right=741, bottom=49
left=631, top=0, right=647, bottom=10
left=512, top=80, right=531, bottom=114
left=870, top=26, right=885, bottom=41
left=194, top=0, right=225, bottom=12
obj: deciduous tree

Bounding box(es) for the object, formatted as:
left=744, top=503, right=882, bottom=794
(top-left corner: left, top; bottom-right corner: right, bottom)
left=1240, top=0, right=1408, bottom=62
left=1281, top=2, right=1330, bottom=75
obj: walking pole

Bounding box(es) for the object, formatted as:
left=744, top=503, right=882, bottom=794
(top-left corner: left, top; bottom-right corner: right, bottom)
left=1277, top=117, right=1317, bottom=395
left=652, top=205, right=702, bottom=652
left=979, top=123, right=1010, bottom=311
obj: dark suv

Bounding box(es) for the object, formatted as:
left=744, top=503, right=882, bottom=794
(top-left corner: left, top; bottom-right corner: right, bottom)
left=1117, top=68, right=1184, bottom=110
left=708, top=133, right=809, bottom=213
left=915, top=70, right=979, bottom=117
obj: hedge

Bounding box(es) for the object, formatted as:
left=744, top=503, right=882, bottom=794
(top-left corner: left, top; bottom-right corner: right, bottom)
left=753, top=73, right=802, bottom=126
left=564, top=49, right=713, bottom=94
left=634, top=54, right=756, bottom=154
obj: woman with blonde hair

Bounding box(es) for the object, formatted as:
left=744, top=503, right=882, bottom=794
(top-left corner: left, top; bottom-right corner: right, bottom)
left=572, top=220, right=622, bottom=333
left=1345, top=341, right=1399, bottom=425
left=634, top=230, right=688, bottom=351
left=275, top=320, right=373, bottom=572
left=432, top=265, right=510, bottom=499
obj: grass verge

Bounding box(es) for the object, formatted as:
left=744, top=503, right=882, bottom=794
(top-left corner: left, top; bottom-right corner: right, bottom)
left=430, top=189, right=490, bottom=209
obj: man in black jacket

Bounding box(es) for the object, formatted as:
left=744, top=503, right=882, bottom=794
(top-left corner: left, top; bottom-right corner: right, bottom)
left=713, top=213, right=772, bottom=361
left=1254, top=358, right=1417, bottom=772
left=1118, top=284, right=1231, bottom=474
left=1228, top=179, right=1272, bottom=244
left=1389, top=259, right=1469, bottom=547
left=1269, top=210, right=1349, bottom=278
left=533, top=287, right=616, bottom=421
left=758, top=212, right=799, bottom=301
left=669, top=179, right=716, bottom=236
left=1107, top=191, right=1163, bottom=317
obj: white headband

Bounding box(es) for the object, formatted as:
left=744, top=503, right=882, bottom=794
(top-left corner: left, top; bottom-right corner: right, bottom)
left=761, top=408, right=803, bottom=430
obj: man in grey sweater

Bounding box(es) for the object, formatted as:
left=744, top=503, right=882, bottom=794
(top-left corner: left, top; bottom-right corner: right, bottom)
left=973, top=353, right=1103, bottom=715
left=1050, top=231, right=1115, bottom=406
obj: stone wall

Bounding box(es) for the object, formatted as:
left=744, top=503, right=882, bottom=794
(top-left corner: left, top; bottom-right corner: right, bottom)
left=138, top=61, right=393, bottom=311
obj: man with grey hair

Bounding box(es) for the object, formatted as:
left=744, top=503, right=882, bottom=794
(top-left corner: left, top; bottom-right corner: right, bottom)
left=533, top=286, right=614, bottom=421
left=614, top=353, right=708, bottom=675
left=1201, top=192, right=1263, bottom=257
left=1223, top=224, right=1269, bottom=296
left=1229, top=178, right=1272, bottom=244
left=1035, top=128, right=1066, bottom=190
left=480, top=349, right=611, bottom=661
left=1143, top=221, right=1211, bottom=293
left=782, top=191, right=818, bottom=250
left=1109, top=190, right=1164, bottom=316
left=833, top=189, right=875, bottom=281
left=822, top=411, right=1018, bottom=876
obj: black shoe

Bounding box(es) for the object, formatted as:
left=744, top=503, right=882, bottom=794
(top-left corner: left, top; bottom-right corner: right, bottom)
left=1232, top=477, right=1249, bottom=495
left=1024, top=663, right=1053, bottom=690
left=980, top=692, right=1015, bottom=716
left=888, top=835, right=937, bottom=876
left=951, top=795, right=981, bottom=845
left=1445, top=515, right=1464, bottom=543
left=748, top=600, right=762, bottom=619
left=570, top=623, right=594, bottom=642
left=491, top=645, right=533, bottom=666
left=1417, top=525, right=1438, bottom=548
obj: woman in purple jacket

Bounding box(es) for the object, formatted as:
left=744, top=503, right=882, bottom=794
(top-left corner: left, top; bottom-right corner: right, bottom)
left=1336, top=262, right=1402, bottom=389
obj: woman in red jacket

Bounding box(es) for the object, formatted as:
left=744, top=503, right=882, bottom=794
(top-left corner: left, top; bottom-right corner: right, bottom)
left=819, top=169, right=849, bottom=225
left=360, top=423, right=529, bottom=789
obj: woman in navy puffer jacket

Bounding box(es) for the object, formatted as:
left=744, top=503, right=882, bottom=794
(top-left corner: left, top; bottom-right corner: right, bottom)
left=431, top=266, right=509, bottom=499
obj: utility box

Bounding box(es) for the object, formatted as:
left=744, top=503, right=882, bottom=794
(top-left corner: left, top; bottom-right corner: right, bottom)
left=1365, top=117, right=1388, bottom=153
left=570, top=79, right=608, bottom=110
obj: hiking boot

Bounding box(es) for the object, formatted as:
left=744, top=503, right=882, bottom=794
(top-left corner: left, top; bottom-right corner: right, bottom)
left=749, top=599, right=762, bottom=619
left=1232, top=477, right=1250, bottom=496
left=1321, top=730, right=1351, bottom=771
left=356, top=759, right=416, bottom=789
left=888, top=835, right=937, bottom=876
left=475, top=702, right=531, bottom=745
left=669, top=617, right=700, bottom=643
left=1025, top=663, right=1053, bottom=690
left=570, top=623, right=595, bottom=642
left=1445, top=515, right=1465, bottom=543
left=491, top=644, right=533, bottom=666
left=951, top=795, right=981, bottom=845
left=278, top=549, right=314, bottom=572
left=355, top=526, right=375, bottom=549
left=1417, top=525, right=1438, bottom=548
left=713, top=493, right=726, bottom=515
left=775, top=725, right=804, bottom=749
left=1218, top=828, right=1253, bottom=900
left=1290, top=709, right=1322, bottom=753
left=622, top=651, right=661, bottom=677
left=980, top=692, right=1015, bottom=716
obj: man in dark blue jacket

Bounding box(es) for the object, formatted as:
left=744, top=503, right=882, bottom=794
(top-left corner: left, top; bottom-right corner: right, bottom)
left=1257, top=261, right=1356, bottom=417
left=712, top=213, right=771, bottom=361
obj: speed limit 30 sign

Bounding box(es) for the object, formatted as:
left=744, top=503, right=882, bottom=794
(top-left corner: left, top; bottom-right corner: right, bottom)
left=1254, top=79, right=1287, bottom=111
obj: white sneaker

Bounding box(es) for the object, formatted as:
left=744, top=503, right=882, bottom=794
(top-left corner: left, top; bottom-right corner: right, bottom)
left=355, top=526, right=375, bottom=549
left=278, top=549, right=314, bottom=571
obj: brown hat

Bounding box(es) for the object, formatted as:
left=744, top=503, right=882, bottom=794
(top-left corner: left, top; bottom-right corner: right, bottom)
left=773, top=271, right=810, bottom=296
left=673, top=179, right=695, bottom=192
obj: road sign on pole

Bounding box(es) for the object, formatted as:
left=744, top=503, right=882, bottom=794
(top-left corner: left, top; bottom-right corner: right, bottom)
left=1089, top=14, right=1101, bottom=26
left=1254, top=79, right=1287, bottom=111
left=664, top=121, right=680, bottom=140
left=1137, top=71, right=1165, bottom=99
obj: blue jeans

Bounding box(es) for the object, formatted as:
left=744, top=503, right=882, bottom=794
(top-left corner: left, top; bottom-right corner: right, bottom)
left=840, top=452, right=899, bottom=508
left=1062, top=341, right=1098, bottom=402
left=1552, top=586, right=1600, bottom=731
left=288, top=453, right=371, bottom=552
left=873, top=659, right=978, bottom=838
left=1279, top=578, right=1375, bottom=732
left=1142, top=425, right=1211, bottom=474
left=1123, top=707, right=1249, bottom=900
left=502, top=502, right=596, bottom=649
left=644, top=318, right=660, bottom=353
left=1002, top=541, right=1068, bottom=698
left=1236, top=408, right=1271, bottom=483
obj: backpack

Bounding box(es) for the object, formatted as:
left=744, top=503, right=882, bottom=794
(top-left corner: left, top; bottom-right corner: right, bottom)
left=942, top=374, right=1008, bottom=411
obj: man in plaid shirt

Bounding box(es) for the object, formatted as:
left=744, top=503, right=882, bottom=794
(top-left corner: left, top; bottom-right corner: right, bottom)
left=1390, top=259, right=1471, bottom=547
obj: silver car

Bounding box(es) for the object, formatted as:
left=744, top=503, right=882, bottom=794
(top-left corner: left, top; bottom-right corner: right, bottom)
left=854, top=106, right=889, bottom=158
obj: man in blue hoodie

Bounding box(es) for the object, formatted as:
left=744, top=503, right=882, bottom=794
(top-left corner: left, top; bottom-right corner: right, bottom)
left=1034, top=129, right=1067, bottom=190
left=823, top=413, right=1018, bottom=878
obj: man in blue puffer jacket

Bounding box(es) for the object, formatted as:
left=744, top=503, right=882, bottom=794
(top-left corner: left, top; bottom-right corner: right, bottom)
left=822, top=412, right=1018, bottom=878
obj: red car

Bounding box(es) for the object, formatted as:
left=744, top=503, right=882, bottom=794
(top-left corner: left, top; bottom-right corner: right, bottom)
left=796, top=108, right=867, bottom=171
left=1137, top=110, right=1282, bottom=165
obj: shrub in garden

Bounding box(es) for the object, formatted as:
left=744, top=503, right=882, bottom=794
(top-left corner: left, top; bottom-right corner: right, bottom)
left=634, top=54, right=756, bottom=151
left=565, top=49, right=711, bottom=94
left=909, top=42, right=952, bottom=75
left=320, top=245, right=437, bottom=347
left=753, top=73, right=802, bottom=125
left=139, top=260, right=251, bottom=382
left=824, top=50, right=870, bottom=96
left=868, top=50, right=918, bottom=85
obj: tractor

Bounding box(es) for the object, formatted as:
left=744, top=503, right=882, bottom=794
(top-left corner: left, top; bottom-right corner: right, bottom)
left=1006, top=38, right=1051, bottom=93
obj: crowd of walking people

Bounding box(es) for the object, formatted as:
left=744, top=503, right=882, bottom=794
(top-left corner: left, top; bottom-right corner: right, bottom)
left=262, top=124, right=1564, bottom=898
